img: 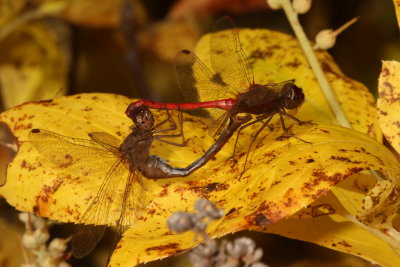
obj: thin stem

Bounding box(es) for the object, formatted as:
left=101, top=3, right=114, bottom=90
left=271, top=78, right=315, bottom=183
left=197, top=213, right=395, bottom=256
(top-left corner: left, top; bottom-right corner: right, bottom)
left=278, top=0, right=388, bottom=225
left=279, top=0, right=351, bottom=128
left=332, top=17, right=359, bottom=37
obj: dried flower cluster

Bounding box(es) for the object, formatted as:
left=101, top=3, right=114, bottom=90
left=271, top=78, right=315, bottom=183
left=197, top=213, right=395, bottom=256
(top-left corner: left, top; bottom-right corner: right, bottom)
left=19, top=213, right=71, bottom=267
left=168, top=199, right=268, bottom=267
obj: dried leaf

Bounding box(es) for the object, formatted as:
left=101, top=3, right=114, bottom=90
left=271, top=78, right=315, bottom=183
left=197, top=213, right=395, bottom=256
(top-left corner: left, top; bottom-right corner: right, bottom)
left=1, top=25, right=398, bottom=267
left=0, top=0, right=27, bottom=27
left=195, top=28, right=378, bottom=134
left=54, top=0, right=147, bottom=27
left=0, top=20, right=70, bottom=108
left=0, top=92, right=397, bottom=266
left=265, top=189, right=400, bottom=267
left=377, top=60, right=400, bottom=154
left=394, top=0, right=400, bottom=29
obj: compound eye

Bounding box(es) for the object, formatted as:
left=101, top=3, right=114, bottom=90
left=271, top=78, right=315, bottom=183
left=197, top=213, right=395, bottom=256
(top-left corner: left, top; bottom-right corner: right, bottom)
left=287, top=89, right=295, bottom=101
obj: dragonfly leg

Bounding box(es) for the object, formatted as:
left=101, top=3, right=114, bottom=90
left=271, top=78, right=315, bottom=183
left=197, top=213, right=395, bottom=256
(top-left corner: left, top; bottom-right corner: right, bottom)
left=239, top=115, right=273, bottom=179
left=280, top=109, right=314, bottom=125
left=278, top=110, right=312, bottom=144
left=232, top=114, right=273, bottom=157
left=154, top=109, right=185, bottom=146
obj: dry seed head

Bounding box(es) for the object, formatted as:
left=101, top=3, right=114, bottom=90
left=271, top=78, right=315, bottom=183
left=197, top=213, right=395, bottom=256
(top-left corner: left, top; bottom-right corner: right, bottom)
left=33, top=228, right=50, bottom=245
left=49, top=238, right=68, bottom=253
left=314, top=29, right=336, bottom=50
left=167, top=212, right=195, bottom=233
left=314, top=17, right=359, bottom=50
left=292, top=0, right=312, bottom=14
left=267, top=0, right=282, bottom=10
left=22, top=232, right=37, bottom=249
left=19, top=213, right=30, bottom=223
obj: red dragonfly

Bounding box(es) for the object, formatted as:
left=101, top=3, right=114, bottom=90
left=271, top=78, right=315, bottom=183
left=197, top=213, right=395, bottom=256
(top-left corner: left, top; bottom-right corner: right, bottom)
left=126, top=16, right=306, bottom=166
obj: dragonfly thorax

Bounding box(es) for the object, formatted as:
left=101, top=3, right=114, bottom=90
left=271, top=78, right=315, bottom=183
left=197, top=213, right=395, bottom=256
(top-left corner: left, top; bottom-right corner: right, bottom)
left=236, top=84, right=285, bottom=115
left=120, top=130, right=153, bottom=171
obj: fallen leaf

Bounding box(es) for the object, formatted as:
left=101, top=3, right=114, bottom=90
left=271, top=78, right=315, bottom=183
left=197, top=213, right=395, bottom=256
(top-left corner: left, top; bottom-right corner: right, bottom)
left=0, top=20, right=70, bottom=108
left=0, top=93, right=397, bottom=266
left=377, top=60, right=400, bottom=154
left=394, top=0, right=400, bottom=29
left=195, top=28, right=378, bottom=134
left=0, top=0, right=27, bottom=28
left=265, top=189, right=400, bottom=267
left=54, top=0, right=148, bottom=28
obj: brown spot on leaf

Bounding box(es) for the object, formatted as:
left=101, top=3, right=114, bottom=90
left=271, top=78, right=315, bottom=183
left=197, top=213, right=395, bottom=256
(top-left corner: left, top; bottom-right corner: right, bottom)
left=159, top=188, right=168, bottom=197
left=330, top=155, right=361, bottom=164
left=337, top=241, right=352, bottom=248
left=145, top=243, right=181, bottom=253
left=225, top=208, right=236, bottom=216
left=82, top=106, right=93, bottom=111
left=381, top=67, right=390, bottom=77
left=21, top=160, right=36, bottom=171
left=311, top=204, right=335, bottom=217
left=246, top=201, right=282, bottom=224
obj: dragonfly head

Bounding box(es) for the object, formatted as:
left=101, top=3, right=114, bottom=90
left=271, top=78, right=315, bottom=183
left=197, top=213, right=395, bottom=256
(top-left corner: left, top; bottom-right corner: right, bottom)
left=127, top=106, right=155, bottom=131
left=284, top=83, right=305, bottom=109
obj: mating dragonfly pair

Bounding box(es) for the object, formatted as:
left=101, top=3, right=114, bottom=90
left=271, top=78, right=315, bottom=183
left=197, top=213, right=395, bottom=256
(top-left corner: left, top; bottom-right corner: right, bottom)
left=29, top=17, right=305, bottom=260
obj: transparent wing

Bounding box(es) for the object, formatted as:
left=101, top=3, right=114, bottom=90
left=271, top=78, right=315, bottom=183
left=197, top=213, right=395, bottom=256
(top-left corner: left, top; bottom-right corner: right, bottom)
left=29, top=129, right=118, bottom=174
left=209, top=111, right=231, bottom=138
left=72, top=225, right=106, bottom=259
left=72, top=160, right=129, bottom=258
left=106, top=172, right=147, bottom=261
left=210, top=16, right=254, bottom=93
left=88, top=132, right=121, bottom=153
left=174, top=49, right=237, bottom=103
left=120, top=172, right=147, bottom=227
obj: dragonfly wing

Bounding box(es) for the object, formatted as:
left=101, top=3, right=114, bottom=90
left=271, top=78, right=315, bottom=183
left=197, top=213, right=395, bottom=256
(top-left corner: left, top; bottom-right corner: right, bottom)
left=210, top=16, right=254, bottom=93
left=175, top=49, right=237, bottom=103
left=209, top=111, right=231, bottom=138
left=72, top=225, right=106, bottom=259
left=88, top=132, right=121, bottom=154
left=72, top=160, right=128, bottom=258
left=29, top=129, right=118, bottom=174
left=106, top=172, right=147, bottom=261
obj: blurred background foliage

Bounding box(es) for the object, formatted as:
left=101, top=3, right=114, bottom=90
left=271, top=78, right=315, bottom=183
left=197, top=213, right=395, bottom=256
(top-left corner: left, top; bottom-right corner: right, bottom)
left=0, top=0, right=398, bottom=266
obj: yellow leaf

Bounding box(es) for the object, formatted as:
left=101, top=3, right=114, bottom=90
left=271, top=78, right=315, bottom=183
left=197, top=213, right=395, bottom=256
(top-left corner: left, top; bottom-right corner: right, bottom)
left=52, top=0, right=147, bottom=27
left=0, top=29, right=397, bottom=267
left=377, top=60, right=400, bottom=154
left=195, top=28, right=378, bottom=135
left=264, top=190, right=400, bottom=267
left=0, top=0, right=27, bottom=28
left=1, top=92, right=399, bottom=266
left=0, top=20, right=69, bottom=108
left=394, top=0, right=400, bottom=29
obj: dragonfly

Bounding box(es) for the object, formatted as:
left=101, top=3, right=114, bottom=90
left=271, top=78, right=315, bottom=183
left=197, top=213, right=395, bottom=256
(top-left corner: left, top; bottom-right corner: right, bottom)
left=29, top=105, right=251, bottom=259
left=125, top=16, right=306, bottom=171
